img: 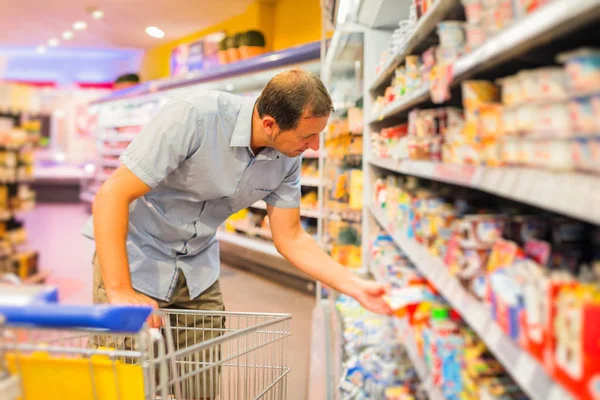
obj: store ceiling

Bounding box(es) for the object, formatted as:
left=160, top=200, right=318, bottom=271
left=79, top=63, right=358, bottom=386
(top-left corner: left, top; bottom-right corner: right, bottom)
left=0, top=0, right=256, bottom=49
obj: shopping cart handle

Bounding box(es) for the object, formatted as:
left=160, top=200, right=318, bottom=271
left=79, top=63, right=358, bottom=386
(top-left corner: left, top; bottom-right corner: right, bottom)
left=0, top=304, right=153, bottom=332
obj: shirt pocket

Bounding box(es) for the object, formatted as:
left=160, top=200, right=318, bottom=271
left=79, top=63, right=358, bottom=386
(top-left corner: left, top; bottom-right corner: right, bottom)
left=231, top=188, right=274, bottom=212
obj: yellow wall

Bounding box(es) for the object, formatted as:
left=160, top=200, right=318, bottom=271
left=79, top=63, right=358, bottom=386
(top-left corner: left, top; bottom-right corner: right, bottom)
left=140, top=0, right=322, bottom=81
left=273, top=0, right=323, bottom=51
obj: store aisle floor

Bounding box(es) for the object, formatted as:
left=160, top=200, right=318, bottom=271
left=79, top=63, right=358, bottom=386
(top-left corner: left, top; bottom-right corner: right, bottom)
left=22, top=203, right=314, bottom=400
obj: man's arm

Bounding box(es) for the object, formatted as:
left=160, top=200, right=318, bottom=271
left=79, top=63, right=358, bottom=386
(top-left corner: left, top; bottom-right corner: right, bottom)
left=93, top=165, right=162, bottom=327
left=267, top=205, right=392, bottom=315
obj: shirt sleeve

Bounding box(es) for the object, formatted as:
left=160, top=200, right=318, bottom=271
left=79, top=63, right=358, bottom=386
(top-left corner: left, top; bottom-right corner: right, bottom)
left=119, top=100, right=202, bottom=188
left=263, top=157, right=302, bottom=209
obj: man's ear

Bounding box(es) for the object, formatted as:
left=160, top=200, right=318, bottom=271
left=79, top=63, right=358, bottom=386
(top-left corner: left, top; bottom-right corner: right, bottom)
left=262, top=116, right=278, bottom=137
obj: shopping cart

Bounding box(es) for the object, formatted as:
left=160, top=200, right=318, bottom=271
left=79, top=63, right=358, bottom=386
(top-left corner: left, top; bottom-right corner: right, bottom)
left=0, top=306, right=292, bottom=400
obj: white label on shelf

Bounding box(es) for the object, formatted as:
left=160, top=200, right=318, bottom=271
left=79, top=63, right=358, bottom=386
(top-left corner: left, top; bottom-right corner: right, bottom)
left=487, top=323, right=503, bottom=348
left=516, top=355, right=537, bottom=391
left=547, top=385, right=574, bottom=400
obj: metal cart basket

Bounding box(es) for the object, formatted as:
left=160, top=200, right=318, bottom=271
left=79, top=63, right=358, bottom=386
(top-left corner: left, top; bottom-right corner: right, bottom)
left=0, top=308, right=292, bottom=400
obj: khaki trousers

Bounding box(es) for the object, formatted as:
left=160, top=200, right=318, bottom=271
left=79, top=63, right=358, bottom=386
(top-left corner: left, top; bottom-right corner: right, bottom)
left=91, top=254, right=225, bottom=398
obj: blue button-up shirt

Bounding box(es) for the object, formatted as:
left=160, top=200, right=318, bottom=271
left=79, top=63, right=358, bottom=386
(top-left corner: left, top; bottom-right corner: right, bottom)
left=83, top=91, right=301, bottom=301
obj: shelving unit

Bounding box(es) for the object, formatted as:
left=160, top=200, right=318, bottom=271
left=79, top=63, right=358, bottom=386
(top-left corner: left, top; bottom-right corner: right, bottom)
left=369, top=158, right=600, bottom=224
left=394, top=318, right=445, bottom=400
left=358, top=0, right=600, bottom=398
left=369, top=0, right=460, bottom=93
left=369, top=205, right=572, bottom=400
left=369, top=0, right=600, bottom=125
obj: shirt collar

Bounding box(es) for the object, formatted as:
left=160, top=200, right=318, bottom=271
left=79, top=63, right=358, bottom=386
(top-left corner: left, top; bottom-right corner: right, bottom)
left=230, top=96, right=281, bottom=161
left=230, top=97, right=256, bottom=148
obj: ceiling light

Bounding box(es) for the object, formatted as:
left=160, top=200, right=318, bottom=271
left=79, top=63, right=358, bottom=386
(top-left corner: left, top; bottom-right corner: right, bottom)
left=48, top=38, right=60, bottom=47
left=73, top=21, right=87, bottom=31
left=92, top=10, right=104, bottom=19
left=35, top=46, right=47, bottom=54
left=145, top=26, right=165, bottom=39
left=62, top=30, right=74, bottom=40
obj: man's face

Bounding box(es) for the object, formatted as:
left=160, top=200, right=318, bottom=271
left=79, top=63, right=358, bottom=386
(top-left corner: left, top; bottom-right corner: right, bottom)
left=270, top=114, right=329, bottom=158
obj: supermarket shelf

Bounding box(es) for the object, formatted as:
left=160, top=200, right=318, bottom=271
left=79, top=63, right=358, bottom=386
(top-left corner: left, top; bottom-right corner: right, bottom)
left=217, top=230, right=314, bottom=285
left=369, top=205, right=574, bottom=400
left=369, top=0, right=460, bottom=94
left=95, top=172, right=113, bottom=182
left=303, top=150, right=320, bottom=159
left=453, top=0, right=600, bottom=81
left=371, top=265, right=444, bottom=399
left=97, top=159, right=121, bottom=168
left=300, top=177, right=322, bottom=187
left=217, top=231, right=281, bottom=258
left=368, top=157, right=600, bottom=224
left=0, top=375, right=20, bottom=400
left=97, top=148, right=124, bottom=157
left=80, top=191, right=95, bottom=204
left=249, top=201, right=322, bottom=218
left=308, top=300, right=336, bottom=400
left=395, top=318, right=445, bottom=400
left=97, top=134, right=138, bottom=142
left=369, top=85, right=429, bottom=123
left=91, top=41, right=321, bottom=105
left=368, top=0, right=600, bottom=124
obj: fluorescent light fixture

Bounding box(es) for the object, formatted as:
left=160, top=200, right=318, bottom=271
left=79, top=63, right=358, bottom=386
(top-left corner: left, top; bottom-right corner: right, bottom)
left=92, top=10, right=104, bottom=19
left=62, top=30, right=74, bottom=40
left=48, top=38, right=60, bottom=47
left=73, top=21, right=87, bottom=31
left=35, top=46, right=47, bottom=54
left=145, top=26, right=165, bottom=39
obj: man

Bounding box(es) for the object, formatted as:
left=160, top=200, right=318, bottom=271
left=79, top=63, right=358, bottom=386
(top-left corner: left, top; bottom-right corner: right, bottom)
left=83, top=68, right=391, bottom=393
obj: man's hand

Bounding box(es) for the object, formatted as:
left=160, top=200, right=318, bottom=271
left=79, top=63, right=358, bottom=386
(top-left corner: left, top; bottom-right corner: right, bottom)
left=268, top=204, right=394, bottom=316
left=347, top=277, right=393, bottom=316
left=106, top=287, right=162, bottom=328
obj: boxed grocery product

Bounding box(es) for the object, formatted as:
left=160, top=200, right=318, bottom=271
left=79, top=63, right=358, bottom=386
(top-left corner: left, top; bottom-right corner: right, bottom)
left=547, top=284, right=600, bottom=400
left=462, top=81, right=500, bottom=111
left=558, top=48, right=600, bottom=95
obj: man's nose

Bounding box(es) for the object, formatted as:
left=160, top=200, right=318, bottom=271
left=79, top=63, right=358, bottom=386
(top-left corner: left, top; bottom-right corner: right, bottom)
left=308, top=134, right=320, bottom=151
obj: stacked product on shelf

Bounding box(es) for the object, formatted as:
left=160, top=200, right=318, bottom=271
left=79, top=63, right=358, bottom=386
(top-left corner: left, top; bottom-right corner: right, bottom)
left=0, top=123, right=39, bottom=283
left=370, top=171, right=600, bottom=399
left=364, top=0, right=600, bottom=399
left=336, top=294, right=427, bottom=400
left=370, top=232, right=530, bottom=400
left=322, top=106, right=365, bottom=269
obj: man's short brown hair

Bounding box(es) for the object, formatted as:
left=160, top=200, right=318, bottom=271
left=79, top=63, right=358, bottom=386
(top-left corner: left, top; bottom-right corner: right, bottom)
left=256, top=68, right=334, bottom=131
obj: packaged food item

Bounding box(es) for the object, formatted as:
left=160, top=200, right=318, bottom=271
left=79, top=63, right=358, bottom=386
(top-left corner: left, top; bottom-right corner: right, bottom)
left=569, top=96, right=596, bottom=135
left=503, top=216, right=548, bottom=245
left=479, top=103, right=504, bottom=138
left=501, top=108, right=518, bottom=135
left=461, top=0, right=484, bottom=24
left=482, top=0, right=514, bottom=35
left=571, top=137, right=600, bottom=174
left=457, top=214, right=505, bottom=248
left=498, top=75, right=521, bottom=107
left=558, top=48, right=600, bottom=95
left=537, top=67, right=568, bottom=101
left=462, top=81, right=499, bottom=110
left=535, top=102, right=571, bottom=136
left=464, top=23, right=487, bottom=52
left=436, top=21, right=466, bottom=49
left=529, top=138, right=574, bottom=171
left=517, top=69, right=538, bottom=103
left=515, top=104, right=538, bottom=133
